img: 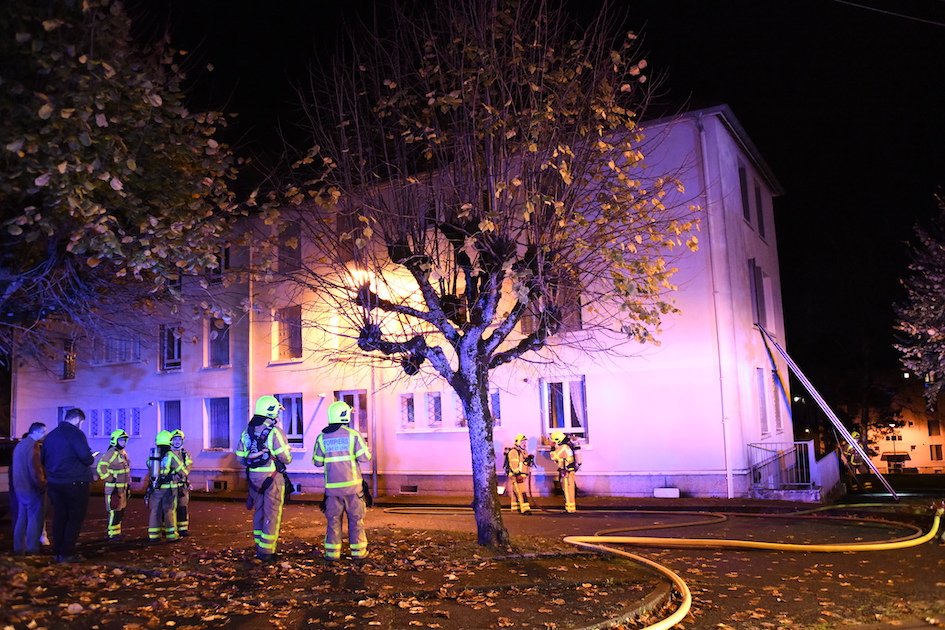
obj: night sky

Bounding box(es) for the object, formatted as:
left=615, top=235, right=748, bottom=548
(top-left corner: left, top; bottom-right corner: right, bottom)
left=127, top=0, right=945, bottom=396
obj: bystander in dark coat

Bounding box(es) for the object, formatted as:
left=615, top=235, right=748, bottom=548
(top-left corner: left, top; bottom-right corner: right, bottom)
left=42, top=409, right=94, bottom=563
left=12, top=422, right=47, bottom=554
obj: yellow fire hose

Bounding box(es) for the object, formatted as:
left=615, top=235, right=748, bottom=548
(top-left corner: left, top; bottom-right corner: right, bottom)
left=564, top=506, right=944, bottom=630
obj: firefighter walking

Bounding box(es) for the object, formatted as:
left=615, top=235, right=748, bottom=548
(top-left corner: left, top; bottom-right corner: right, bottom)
left=550, top=431, right=579, bottom=513
left=313, top=401, right=372, bottom=562
left=505, top=434, right=534, bottom=514
left=170, top=430, right=193, bottom=536
left=146, top=430, right=185, bottom=542
left=236, top=395, right=292, bottom=562
left=97, top=429, right=131, bottom=541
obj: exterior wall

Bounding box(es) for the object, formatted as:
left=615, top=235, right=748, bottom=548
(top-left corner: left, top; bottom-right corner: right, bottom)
left=867, top=386, right=945, bottom=474
left=11, top=107, right=797, bottom=499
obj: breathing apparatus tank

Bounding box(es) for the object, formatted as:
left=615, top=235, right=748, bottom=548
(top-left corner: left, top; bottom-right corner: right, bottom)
left=148, top=446, right=162, bottom=480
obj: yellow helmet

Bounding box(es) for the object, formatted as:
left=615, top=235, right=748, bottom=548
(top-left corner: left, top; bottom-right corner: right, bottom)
left=110, top=429, right=129, bottom=446
left=255, top=395, right=284, bottom=419
left=155, top=430, right=172, bottom=446
left=550, top=431, right=566, bottom=445
left=514, top=433, right=527, bottom=444
left=328, top=400, right=352, bottom=424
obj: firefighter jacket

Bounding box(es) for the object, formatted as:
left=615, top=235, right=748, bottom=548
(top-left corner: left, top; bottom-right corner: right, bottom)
left=97, top=446, right=131, bottom=491
left=550, top=441, right=576, bottom=473
left=154, top=450, right=185, bottom=489
left=507, top=445, right=532, bottom=476
left=236, top=416, right=292, bottom=473
left=172, top=448, right=193, bottom=487
left=312, top=425, right=371, bottom=496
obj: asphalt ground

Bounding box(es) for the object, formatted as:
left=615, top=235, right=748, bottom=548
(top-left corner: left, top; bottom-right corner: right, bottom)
left=1, top=492, right=944, bottom=629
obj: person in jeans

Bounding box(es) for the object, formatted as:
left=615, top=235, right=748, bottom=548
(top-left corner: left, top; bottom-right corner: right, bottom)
left=42, top=409, right=94, bottom=563
left=12, top=422, right=47, bottom=555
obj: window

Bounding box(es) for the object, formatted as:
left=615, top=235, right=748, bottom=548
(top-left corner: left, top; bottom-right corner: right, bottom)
left=275, top=305, right=303, bottom=360
left=757, top=367, right=769, bottom=434
left=426, top=392, right=443, bottom=428
left=91, top=336, right=142, bottom=366
left=279, top=223, right=302, bottom=272
left=206, top=397, right=230, bottom=449
left=103, top=408, right=113, bottom=436
left=336, top=390, right=368, bottom=436
left=932, top=444, right=943, bottom=461
left=771, top=370, right=783, bottom=432
left=208, top=247, right=230, bottom=285
left=521, top=270, right=583, bottom=336
left=400, top=394, right=416, bottom=428
left=115, top=407, right=142, bottom=437
left=542, top=377, right=587, bottom=441
left=162, top=400, right=182, bottom=433
left=929, top=418, right=941, bottom=437
left=207, top=319, right=230, bottom=367
left=276, top=393, right=304, bottom=446
left=159, top=324, right=182, bottom=371
left=490, top=390, right=502, bottom=428
left=754, top=182, right=766, bottom=239
left=738, top=164, right=750, bottom=222
left=62, top=339, right=76, bottom=380
left=89, top=409, right=101, bottom=437
left=747, top=259, right=768, bottom=327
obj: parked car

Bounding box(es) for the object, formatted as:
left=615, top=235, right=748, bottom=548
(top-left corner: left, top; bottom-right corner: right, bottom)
left=0, top=436, right=18, bottom=521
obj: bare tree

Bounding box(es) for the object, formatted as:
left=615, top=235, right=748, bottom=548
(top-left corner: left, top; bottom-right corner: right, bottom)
left=277, top=0, right=699, bottom=546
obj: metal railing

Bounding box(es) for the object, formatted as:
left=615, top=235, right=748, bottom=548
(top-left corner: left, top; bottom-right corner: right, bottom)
left=748, top=441, right=813, bottom=490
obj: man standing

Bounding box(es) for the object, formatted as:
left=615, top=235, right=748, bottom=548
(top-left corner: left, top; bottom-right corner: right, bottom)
left=96, top=429, right=131, bottom=541
left=505, top=433, right=534, bottom=515
left=12, top=422, right=47, bottom=555
left=169, top=430, right=192, bottom=536
left=550, top=431, right=579, bottom=513
left=236, top=395, right=292, bottom=562
left=313, top=401, right=372, bottom=562
left=146, top=430, right=184, bottom=542
left=42, top=409, right=94, bottom=563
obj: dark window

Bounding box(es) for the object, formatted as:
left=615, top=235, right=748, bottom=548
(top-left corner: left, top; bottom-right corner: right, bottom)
left=738, top=165, right=751, bottom=222
left=162, top=400, right=182, bottom=432
left=159, top=324, right=182, bottom=371
left=754, top=182, right=766, bottom=239
left=208, top=319, right=230, bottom=367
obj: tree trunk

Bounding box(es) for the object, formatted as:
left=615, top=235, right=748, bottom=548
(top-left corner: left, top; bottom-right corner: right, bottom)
left=456, top=360, right=509, bottom=547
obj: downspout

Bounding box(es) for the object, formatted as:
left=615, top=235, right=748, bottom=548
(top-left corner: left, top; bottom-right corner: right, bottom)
left=697, top=113, right=735, bottom=498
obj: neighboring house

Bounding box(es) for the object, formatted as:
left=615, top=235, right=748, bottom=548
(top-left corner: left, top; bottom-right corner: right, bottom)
left=867, top=380, right=945, bottom=474
left=11, top=105, right=814, bottom=499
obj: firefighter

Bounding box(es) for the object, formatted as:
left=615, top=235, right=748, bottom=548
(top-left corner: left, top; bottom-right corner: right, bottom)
left=550, top=431, right=579, bottom=513
left=97, top=429, right=131, bottom=541
left=170, top=429, right=193, bottom=536
left=506, top=434, right=534, bottom=514
left=236, top=395, right=293, bottom=562
left=313, top=401, right=372, bottom=562
left=146, top=430, right=184, bottom=542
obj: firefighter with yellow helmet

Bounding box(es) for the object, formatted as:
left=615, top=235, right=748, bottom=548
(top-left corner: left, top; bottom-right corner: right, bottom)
left=236, top=395, right=293, bottom=562
left=550, top=431, right=579, bottom=513
left=169, top=429, right=193, bottom=536
left=146, top=430, right=185, bottom=541
left=505, top=434, right=534, bottom=514
left=313, top=401, right=372, bottom=562
left=97, top=429, right=131, bottom=540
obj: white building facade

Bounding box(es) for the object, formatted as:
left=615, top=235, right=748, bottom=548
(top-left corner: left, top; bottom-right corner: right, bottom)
left=11, top=106, right=803, bottom=499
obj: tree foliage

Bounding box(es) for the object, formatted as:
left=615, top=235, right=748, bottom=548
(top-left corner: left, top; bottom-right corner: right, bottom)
left=279, top=0, right=699, bottom=545
left=0, top=0, right=243, bottom=362
left=895, top=200, right=945, bottom=404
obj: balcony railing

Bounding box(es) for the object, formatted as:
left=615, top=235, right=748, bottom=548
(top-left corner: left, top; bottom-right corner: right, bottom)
left=748, top=441, right=814, bottom=490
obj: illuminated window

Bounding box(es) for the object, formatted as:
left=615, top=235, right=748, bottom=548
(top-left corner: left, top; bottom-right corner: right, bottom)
left=276, top=393, right=304, bottom=446
left=401, top=394, right=415, bottom=428
left=62, top=339, right=76, bottom=380
left=206, top=397, right=230, bottom=450
left=207, top=319, right=230, bottom=367
left=279, top=223, right=302, bottom=272
left=932, top=445, right=943, bottom=461
left=336, top=390, right=369, bottom=436
left=541, top=377, right=587, bottom=441
left=159, top=324, right=182, bottom=371
left=929, top=418, right=941, bottom=437
left=162, top=400, right=182, bottom=433
left=91, top=336, right=142, bottom=366
left=275, top=305, right=303, bottom=360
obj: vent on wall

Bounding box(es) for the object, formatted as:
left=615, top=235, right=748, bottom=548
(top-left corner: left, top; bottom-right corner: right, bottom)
left=399, top=484, right=419, bottom=495
left=208, top=480, right=229, bottom=492
left=131, top=476, right=143, bottom=484
left=292, top=482, right=302, bottom=494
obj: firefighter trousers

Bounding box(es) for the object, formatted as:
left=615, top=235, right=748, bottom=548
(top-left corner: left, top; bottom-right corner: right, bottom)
left=324, top=492, right=367, bottom=560
left=249, top=471, right=285, bottom=557
left=510, top=474, right=531, bottom=513
left=176, top=487, right=190, bottom=535
left=559, top=470, right=576, bottom=513
left=105, top=484, right=128, bottom=538
left=148, top=487, right=179, bottom=540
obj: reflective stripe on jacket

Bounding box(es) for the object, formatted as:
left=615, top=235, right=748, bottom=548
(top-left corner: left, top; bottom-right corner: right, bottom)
left=313, top=426, right=371, bottom=495
left=508, top=445, right=531, bottom=475
left=236, top=420, right=292, bottom=473
left=97, top=446, right=131, bottom=486
left=550, top=443, right=575, bottom=471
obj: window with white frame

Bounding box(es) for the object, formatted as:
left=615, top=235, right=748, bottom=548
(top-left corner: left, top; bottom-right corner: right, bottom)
left=275, top=305, right=303, bottom=360
left=541, top=377, right=587, bottom=441
left=276, top=393, right=304, bottom=446
left=162, top=400, right=182, bottom=433
left=400, top=394, right=416, bottom=428
left=159, top=324, right=182, bottom=371
left=426, top=392, right=443, bottom=428
left=91, top=336, right=142, bottom=366
left=335, top=390, right=369, bottom=436
left=116, top=407, right=142, bottom=437
left=756, top=367, right=769, bottom=434
left=207, top=318, right=230, bottom=367
left=206, top=397, right=230, bottom=449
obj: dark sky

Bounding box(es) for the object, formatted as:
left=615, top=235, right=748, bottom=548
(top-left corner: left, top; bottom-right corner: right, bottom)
left=128, top=0, right=945, bottom=391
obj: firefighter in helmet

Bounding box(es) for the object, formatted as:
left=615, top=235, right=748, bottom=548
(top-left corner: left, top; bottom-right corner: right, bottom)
left=97, top=429, right=131, bottom=541
left=146, top=430, right=185, bottom=542
left=506, top=434, right=534, bottom=514
left=550, top=431, right=579, bottom=513
left=236, top=395, right=292, bottom=562
left=313, top=401, right=372, bottom=562
left=169, top=430, right=193, bottom=536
